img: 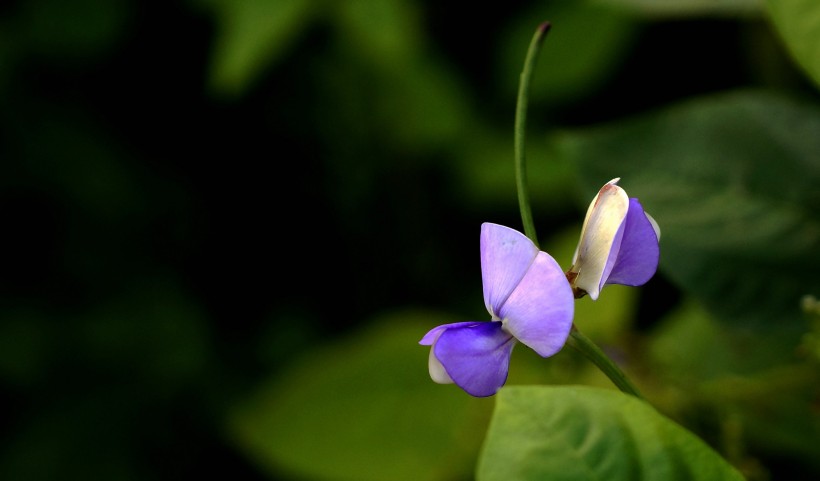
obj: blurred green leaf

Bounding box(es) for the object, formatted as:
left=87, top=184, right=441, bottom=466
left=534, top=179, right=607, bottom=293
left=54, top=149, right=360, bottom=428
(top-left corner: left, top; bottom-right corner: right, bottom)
left=9, top=108, right=142, bottom=219
left=597, top=0, right=762, bottom=18
left=646, top=300, right=801, bottom=390
left=648, top=302, right=736, bottom=383
left=646, top=301, right=820, bottom=471
left=16, top=0, right=132, bottom=61
left=559, top=90, right=820, bottom=328
left=0, top=309, right=50, bottom=386
left=765, top=0, right=820, bottom=88
left=0, top=391, right=140, bottom=481
left=208, top=0, right=315, bottom=96
left=373, top=58, right=472, bottom=149
left=727, top=366, right=820, bottom=470
left=454, top=126, right=577, bottom=210
left=335, top=0, right=423, bottom=72
left=229, top=311, right=495, bottom=481
left=76, top=279, right=212, bottom=387
left=498, top=1, right=640, bottom=106
left=477, top=386, right=744, bottom=481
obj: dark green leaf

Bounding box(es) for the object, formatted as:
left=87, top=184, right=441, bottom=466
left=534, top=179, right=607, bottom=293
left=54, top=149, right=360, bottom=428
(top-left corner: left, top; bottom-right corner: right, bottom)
left=559, top=90, right=820, bottom=328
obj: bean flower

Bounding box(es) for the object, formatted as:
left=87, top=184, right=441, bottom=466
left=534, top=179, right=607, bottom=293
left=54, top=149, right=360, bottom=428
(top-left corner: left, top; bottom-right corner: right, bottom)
left=419, top=223, right=574, bottom=397
left=568, top=178, right=660, bottom=300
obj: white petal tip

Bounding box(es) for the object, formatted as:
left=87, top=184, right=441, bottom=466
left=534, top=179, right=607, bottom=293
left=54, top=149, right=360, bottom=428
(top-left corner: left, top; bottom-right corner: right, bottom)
left=645, top=212, right=661, bottom=241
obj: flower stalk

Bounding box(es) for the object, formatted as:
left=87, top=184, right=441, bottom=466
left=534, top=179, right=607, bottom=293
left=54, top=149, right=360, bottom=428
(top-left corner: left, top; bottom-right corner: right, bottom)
left=515, top=21, right=551, bottom=248
left=514, top=22, right=645, bottom=399
left=566, top=326, right=644, bottom=399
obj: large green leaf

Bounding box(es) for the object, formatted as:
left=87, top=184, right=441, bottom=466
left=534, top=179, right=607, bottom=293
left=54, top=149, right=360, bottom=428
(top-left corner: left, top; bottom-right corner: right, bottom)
left=229, top=311, right=495, bottom=481
left=477, top=386, right=745, bottom=481
left=558, top=90, right=820, bottom=328
left=766, top=0, right=820, bottom=88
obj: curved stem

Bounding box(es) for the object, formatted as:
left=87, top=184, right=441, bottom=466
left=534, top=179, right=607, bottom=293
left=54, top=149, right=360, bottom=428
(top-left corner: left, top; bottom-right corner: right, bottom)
left=513, top=23, right=642, bottom=400
left=515, top=21, right=551, bottom=248
left=567, top=325, right=644, bottom=399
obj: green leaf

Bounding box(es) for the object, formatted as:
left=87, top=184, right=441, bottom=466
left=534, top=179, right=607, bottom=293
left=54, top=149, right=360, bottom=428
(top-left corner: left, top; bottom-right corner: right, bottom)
left=335, top=0, right=423, bottom=72
left=229, top=311, right=495, bottom=481
left=207, top=0, right=315, bottom=96
left=559, top=90, right=820, bottom=328
left=596, top=0, right=762, bottom=18
left=477, top=386, right=745, bottom=481
left=766, top=0, right=820, bottom=88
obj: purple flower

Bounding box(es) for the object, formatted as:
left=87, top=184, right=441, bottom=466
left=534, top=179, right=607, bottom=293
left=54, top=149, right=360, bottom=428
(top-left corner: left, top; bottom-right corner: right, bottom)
left=568, top=178, right=661, bottom=300
left=419, top=223, right=574, bottom=397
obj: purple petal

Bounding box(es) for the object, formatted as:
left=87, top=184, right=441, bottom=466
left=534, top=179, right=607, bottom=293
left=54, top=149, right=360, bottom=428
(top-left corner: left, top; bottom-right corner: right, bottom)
left=598, top=218, right=626, bottom=293
left=480, top=223, right=539, bottom=318
left=497, top=252, right=574, bottom=357
left=419, top=321, right=480, bottom=345
left=604, top=198, right=660, bottom=287
left=433, top=321, right=515, bottom=397
left=420, top=322, right=482, bottom=384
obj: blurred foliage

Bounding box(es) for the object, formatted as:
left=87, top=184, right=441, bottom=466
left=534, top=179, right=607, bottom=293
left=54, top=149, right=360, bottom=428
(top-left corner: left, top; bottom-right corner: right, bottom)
left=1, top=0, right=820, bottom=480
left=597, top=0, right=762, bottom=18
left=765, top=0, right=820, bottom=88
left=230, top=312, right=493, bottom=481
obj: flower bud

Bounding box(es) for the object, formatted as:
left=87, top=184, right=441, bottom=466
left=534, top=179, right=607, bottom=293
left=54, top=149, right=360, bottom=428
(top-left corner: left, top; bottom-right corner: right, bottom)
left=568, top=178, right=660, bottom=300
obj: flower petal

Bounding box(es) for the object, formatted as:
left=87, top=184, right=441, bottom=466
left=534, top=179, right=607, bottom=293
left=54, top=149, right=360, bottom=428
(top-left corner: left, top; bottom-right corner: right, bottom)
left=497, top=251, right=574, bottom=357
left=604, top=198, right=660, bottom=287
left=480, top=223, right=539, bottom=318
left=420, top=321, right=480, bottom=385
left=571, top=179, right=629, bottom=300
left=419, top=321, right=478, bottom=346
left=433, top=321, right=515, bottom=397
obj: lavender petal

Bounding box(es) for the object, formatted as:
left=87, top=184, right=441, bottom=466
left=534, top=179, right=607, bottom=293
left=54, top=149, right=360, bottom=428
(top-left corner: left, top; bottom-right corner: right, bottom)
left=420, top=321, right=482, bottom=384
left=480, top=223, right=539, bottom=318
left=497, top=251, right=574, bottom=358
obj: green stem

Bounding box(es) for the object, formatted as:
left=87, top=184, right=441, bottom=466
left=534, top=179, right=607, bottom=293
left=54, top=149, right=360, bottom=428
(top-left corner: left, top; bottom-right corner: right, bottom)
left=513, top=23, right=643, bottom=400
left=515, top=21, right=551, bottom=248
left=567, top=326, right=644, bottom=399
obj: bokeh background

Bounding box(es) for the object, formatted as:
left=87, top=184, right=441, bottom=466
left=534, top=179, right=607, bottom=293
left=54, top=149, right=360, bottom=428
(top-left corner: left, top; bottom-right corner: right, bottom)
left=1, top=0, right=819, bottom=480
